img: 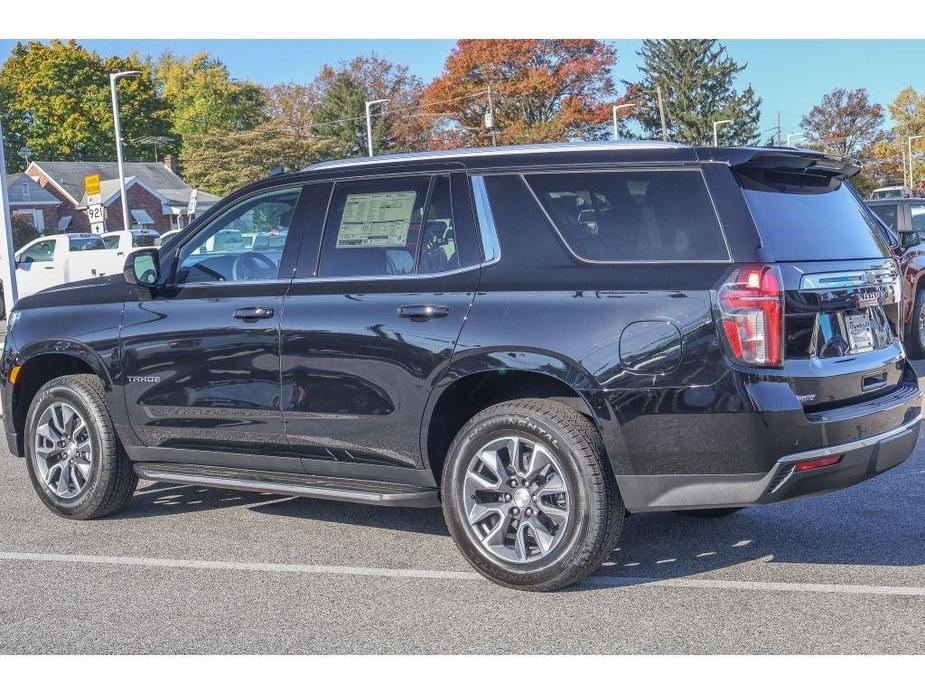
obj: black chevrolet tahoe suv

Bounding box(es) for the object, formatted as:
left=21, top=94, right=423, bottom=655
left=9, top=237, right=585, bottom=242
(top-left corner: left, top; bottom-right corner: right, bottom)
left=2, top=142, right=921, bottom=591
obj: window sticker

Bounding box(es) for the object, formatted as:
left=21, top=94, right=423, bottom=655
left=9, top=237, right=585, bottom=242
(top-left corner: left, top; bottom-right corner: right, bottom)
left=336, top=191, right=417, bottom=248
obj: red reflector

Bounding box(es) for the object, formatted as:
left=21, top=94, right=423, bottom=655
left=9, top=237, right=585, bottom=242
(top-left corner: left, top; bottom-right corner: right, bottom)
left=793, top=454, right=842, bottom=472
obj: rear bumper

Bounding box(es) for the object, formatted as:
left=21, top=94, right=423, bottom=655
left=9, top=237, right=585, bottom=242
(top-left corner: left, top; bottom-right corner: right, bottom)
left=618, top=414, right=921, bottom=512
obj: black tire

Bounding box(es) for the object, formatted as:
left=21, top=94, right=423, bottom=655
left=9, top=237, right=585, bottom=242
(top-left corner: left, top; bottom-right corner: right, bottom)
left=442, top=398, right=623, bottom=591
left=674, top=507, right=744, bottom=518
left=24, top=374, right=137, bottom=520
left=906, top=288, right=925, bottom=359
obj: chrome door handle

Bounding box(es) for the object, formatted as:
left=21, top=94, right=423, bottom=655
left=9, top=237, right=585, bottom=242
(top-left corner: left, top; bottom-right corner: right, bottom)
left=234, top=307, right=275, bottom=320
left=397, top=305, right=450, bottom=321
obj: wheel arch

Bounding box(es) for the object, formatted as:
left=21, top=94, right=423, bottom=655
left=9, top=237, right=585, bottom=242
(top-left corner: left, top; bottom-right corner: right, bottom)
left=420, top=349, right=618, bottom=485
left=9, top=342, right=112, bottom=456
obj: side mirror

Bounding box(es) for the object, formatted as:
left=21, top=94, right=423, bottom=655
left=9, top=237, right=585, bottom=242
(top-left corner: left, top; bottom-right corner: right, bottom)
left=124, top=248, right=161, bottom=288
left=901, top=231, right=921, bottom=249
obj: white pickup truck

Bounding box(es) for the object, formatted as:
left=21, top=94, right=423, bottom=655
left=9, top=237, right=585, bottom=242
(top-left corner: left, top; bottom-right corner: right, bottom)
left=1, top=231, right=161, bottom=316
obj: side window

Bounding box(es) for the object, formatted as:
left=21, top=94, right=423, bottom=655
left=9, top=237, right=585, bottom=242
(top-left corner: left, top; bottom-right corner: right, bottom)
left=525, top=170, right=729, bottom=262
left=910, top=203, right=925, bottom=233
left=318, top=177, right=430, bottom=278
left=175, top=187, right=301, bottom=284
left=418, top=176, right=459, bottom=274
left=874, top=204, right=899, bottom=232
left=20, top=239, right=56, bottom=263
left=103, top=236, right=119, bottom=249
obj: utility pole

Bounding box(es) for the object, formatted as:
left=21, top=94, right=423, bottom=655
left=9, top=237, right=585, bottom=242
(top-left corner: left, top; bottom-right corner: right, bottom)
left=110, top=70, right=140, bottom=231
left=655, top=85, right=668, bottom=141
left=713, top=119, right=733, bottom=147
left=364, top=98, right=390, bottom=158
left=908, top=135, right=923, bottom=190
left=775, top=112, right=782, bottom=147
left=0, top=120, right=18, bottom=315
left=485, top=85, right=497, bottom=147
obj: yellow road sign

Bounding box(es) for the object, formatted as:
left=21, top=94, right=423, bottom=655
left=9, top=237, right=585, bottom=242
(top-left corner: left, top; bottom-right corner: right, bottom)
left=84, top=174, right=100, bottom=196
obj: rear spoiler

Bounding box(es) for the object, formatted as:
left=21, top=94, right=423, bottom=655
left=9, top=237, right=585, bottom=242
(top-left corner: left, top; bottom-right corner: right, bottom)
left=702, top=147, right=862, bottom=179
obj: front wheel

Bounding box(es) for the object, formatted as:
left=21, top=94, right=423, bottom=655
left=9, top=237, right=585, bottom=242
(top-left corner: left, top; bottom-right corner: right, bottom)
left=25, top=374, right=137, bottom=519
left=442, top=399, right=623, bottom=591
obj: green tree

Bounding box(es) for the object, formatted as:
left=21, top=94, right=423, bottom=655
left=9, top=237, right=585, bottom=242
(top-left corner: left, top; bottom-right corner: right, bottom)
left=0, top=40, right=170, bottom=172
left=627, top=39, right=761, bottom=146
left=154, top=51, right=265, bottom=139
left=309, top=54, right=425, bottom=157
left=180, top=123, right=334, bottom=196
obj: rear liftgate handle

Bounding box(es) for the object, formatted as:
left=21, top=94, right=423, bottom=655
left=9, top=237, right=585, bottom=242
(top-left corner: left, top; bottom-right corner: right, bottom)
left=397, top=304, right=450, bottom=321
left=234, top=306, right=275, bottom=321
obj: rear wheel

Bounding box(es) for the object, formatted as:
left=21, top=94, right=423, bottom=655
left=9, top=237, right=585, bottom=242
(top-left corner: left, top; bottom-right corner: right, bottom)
left=907, top=288, right=925, bottom=359
left=442, top=399, right=623, bottom=591
left=25, top=374, right=137, bottom=519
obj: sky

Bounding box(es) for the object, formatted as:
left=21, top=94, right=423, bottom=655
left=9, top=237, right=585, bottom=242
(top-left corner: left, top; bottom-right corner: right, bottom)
left=1, top=39, right=923, bottom=138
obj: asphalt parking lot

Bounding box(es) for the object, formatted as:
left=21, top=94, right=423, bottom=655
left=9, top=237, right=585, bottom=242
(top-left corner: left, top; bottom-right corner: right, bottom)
left=0, top=361, right=923, bottom=654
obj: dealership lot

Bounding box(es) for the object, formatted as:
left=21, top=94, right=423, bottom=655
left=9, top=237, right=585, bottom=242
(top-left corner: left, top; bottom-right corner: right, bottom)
left=1, top=352, right=923, bottom=653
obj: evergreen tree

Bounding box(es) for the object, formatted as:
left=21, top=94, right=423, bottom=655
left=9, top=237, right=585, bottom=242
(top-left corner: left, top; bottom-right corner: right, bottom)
left=309, top=72, right=370, bottom=158
left=627, top=39, right=761, bottom=146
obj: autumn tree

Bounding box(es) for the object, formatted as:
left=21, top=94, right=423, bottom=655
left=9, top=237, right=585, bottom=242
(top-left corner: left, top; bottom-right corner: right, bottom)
left=263, top=82, right=318, bottom=139
left=422, top=40, right=618, bottom=148
left=0, top=40, right=171, bottom=172
left=308, top=54, right=425, bottom=158
left=888, top=86, right=925, bottom=184
left=627, top=39, right=761, bottom=146
left=800, top=88, right=884, bottom=157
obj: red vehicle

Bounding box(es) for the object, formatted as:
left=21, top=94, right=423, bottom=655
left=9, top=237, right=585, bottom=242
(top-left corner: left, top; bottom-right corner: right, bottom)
left=866, top=202, right=925, bottom=356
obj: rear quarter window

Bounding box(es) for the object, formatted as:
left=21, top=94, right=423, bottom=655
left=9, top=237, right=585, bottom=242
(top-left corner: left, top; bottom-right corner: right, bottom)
left=524, top=170, right=729, bottom=262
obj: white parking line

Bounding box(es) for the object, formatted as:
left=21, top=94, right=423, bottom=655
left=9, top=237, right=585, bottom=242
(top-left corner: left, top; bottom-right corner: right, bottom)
left=2, top=550, right=924, bottom=597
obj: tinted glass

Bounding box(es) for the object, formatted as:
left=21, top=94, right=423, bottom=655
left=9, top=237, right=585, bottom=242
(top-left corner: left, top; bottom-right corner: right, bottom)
left=418, top=176, right=460, bottom=274
left=133, top=232, right=161, bottom=248
left=69, top=236, right=105, bottom=251
left=176, top=187, right=301, bottom=284
left=318, top=177, right=430, bottom=277
left=739, top=169, right=891, bottom=260
left=872, top=204, right=899, bottom=232
left=103, top=236, right=119, bottom=249
left=525, top=170, right=728, bottom=262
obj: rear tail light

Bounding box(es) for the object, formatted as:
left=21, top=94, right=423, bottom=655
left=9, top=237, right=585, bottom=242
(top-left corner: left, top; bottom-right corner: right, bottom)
left=717, top=265, right=784, bottom=367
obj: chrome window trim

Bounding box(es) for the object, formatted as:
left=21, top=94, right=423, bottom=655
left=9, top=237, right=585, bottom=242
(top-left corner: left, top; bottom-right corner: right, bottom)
left=518, top=168, right=734, bottom=265
left=289, top=260, right=492, bottom=286
left=471, top=175, right=501, bottom=263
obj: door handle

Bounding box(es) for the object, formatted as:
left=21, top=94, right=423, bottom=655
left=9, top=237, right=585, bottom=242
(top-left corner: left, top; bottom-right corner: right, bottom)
left=234, top=307, right=275, bottom=320
left=397, top=304, right=450, bottom=321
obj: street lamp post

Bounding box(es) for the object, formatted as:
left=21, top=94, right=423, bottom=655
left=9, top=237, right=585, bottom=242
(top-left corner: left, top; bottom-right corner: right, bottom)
left=365, top=99, right=390, bottom=158
left=110, top=70, right=140, bottom=232
left=612, top=103, right=636, bottom=140
left=712, top=119, right=733, bottom=147
left=908, top=135, right=923, bottom=190
left=786, top=132, right=805, bottom=148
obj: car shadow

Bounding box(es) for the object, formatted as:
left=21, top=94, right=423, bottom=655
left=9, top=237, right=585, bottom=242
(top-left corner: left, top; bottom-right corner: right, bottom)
left=120, top=481, right=270, bottom=518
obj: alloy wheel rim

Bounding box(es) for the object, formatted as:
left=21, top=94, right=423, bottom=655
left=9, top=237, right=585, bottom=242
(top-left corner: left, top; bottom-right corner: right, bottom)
left=463, top=435, right=571, bottom=563
left=33, top=402, right=93, bottom=500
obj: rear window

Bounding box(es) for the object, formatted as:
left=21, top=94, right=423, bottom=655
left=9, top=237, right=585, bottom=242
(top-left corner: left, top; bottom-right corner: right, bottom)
left=738, top=169, right=890, bottom=260
left=524, top=170, right=728, bottom=262
left=69, top=236, right=105, bottom=251
left=132, top=233, right=160, bottom=248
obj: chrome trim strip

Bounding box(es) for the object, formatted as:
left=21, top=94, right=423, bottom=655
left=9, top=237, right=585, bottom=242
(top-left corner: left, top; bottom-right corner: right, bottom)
left=777, top=414, right=922, bottom=464
left=800, top=265, right=899, bottom=290
left=302, top=140, right=685, bottom=172
left=471, top=175, right=501, bottom=262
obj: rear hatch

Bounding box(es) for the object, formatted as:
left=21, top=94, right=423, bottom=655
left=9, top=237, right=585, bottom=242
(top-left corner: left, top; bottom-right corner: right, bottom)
left=732, top=152, right=908, bottom=411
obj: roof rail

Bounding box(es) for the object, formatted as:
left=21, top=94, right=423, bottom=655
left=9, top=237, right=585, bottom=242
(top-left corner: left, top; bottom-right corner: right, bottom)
left=302, top=140, right=685, bottom=172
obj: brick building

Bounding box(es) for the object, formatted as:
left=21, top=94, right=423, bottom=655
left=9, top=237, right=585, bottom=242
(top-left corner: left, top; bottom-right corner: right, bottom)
left=24, top=157, right=219, bottom=234
left=4, top=173, right=62, bottom=232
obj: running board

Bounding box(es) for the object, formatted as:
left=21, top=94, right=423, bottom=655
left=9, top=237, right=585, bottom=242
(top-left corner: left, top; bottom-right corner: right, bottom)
left=133, top=463, right=441, bottom=508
